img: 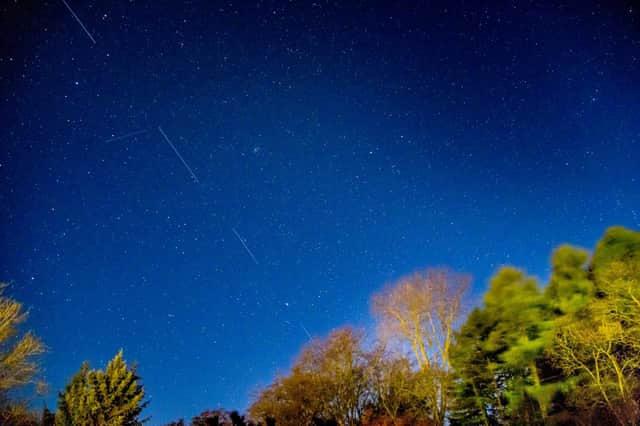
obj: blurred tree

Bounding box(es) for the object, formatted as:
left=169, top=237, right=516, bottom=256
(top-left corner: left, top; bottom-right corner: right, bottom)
left=590, top=226, right=640, bottom=280
left=248, top=227, right=640, bottom=425
left=450, top=308, right=501, bottom=426
left=550, top=228, right=640, bottom=425
left=56, top=350, right=148, bottom=426
left=545, top=245, right=594, bottom=315
left=371, top=268, right=469, bottom=426
left=450, top=267, right=558, bottom=424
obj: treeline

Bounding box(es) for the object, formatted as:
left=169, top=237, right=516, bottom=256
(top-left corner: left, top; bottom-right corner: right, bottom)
left=247, top=226, right=640, bottom=426
left=0, top=226, right=638, bottom=425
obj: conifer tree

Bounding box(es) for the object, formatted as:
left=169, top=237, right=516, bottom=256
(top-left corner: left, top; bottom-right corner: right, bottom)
left=56, top=350, right=148, bottom=426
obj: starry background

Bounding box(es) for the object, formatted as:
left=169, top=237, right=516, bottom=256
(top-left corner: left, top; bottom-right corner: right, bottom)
left=1, top=0, right=639, bottom=423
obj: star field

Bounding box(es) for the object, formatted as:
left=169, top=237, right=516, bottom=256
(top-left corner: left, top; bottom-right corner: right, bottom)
left=1, top=1, right=639, bottom=423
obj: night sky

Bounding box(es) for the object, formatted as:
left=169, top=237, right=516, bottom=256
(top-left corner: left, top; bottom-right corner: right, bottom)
left=1, top=1, right=639, bottom=423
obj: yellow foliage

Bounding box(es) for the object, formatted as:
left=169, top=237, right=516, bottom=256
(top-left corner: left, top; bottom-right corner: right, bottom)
left=0, top=283, right=46, bottom=396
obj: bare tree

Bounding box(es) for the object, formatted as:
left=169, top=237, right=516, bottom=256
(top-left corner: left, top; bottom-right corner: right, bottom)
left=365, top=345, right=414, bottom=425
left=371, top=268, right=470, bottom=426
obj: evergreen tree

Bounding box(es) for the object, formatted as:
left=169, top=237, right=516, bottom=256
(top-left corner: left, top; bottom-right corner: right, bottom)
left=56, top=350, right=148, bottom=426
left=450, top=308, right=503, bottom=426
left=451, top=266, right=564, bottom=424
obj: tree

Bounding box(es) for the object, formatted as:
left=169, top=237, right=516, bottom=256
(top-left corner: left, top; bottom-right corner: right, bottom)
left=450, top=308, right=503, bottom=426
left=364, top=346, right=415, bottom=425
left=545, top=245, right=594, bottom=316
left=552, top=312, right=639, bottom=424
left=162, top=421, right=185, bottom=426
left=590, top=226, right=640, bottom=280
left=56, top=350, right=148, bottom=426
left=0, top=283, right=46, bottom=399
left=250, top=327, right=371, bottom=426
left=371, top=268, right=469, bottom=426
left=248, top=227, right=640, bottom=425
left=316, top=328, right=371, bottom=424
left=0, top=401, right=40, bottom=426
left=42, top=408, right=56, bottom=426
left=249, top=372, right=327, bottom=426
left=549, top=228, right=640, bottom=425
left=450, top=266, right=565, bottom=424
left=188, top=409, right=254, bottom=426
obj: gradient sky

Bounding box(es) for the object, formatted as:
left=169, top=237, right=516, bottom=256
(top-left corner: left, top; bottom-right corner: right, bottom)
left=1, top=1, right=639, bottom=423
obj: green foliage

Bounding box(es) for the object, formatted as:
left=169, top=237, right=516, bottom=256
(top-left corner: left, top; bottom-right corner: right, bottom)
left=545, top=228, right=640, bottom=424
left=249, top=227, right=639, bottom=425
left=451, top=243, right=609, bottom=424
left=56, top=350, right=148, bottom=426
left=450, top=267, right=555, bottom=424
left=450, top=308, right=502, bottom=425
left=590, top=226, right=640, bottom=277
left=450, top=227, right=640, bottom=425
left=29, top=225, right=638, bottom=425
left=545, top=245, right=594, bottom=315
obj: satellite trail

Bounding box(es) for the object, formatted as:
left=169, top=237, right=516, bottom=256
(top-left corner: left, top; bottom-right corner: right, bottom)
left=157, top=126, right=200, bottom=183
left=232, top=228, right=259, bottom=265
left=60, top=0, right=97, bottom=44
left=104, top=129, right=148, bottom=143
left=300, top=324, right=313, bottom=341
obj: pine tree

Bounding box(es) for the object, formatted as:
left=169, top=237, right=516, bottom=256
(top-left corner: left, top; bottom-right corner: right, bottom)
left=56, top=350, right=148, bottom=426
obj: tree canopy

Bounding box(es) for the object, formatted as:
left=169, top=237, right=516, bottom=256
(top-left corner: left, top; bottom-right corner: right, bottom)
left=250, top=227, right=640, bottom=426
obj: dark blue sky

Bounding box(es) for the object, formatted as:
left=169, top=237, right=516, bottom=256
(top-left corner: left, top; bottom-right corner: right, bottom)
left=1, top=0, right=639, bottom=423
